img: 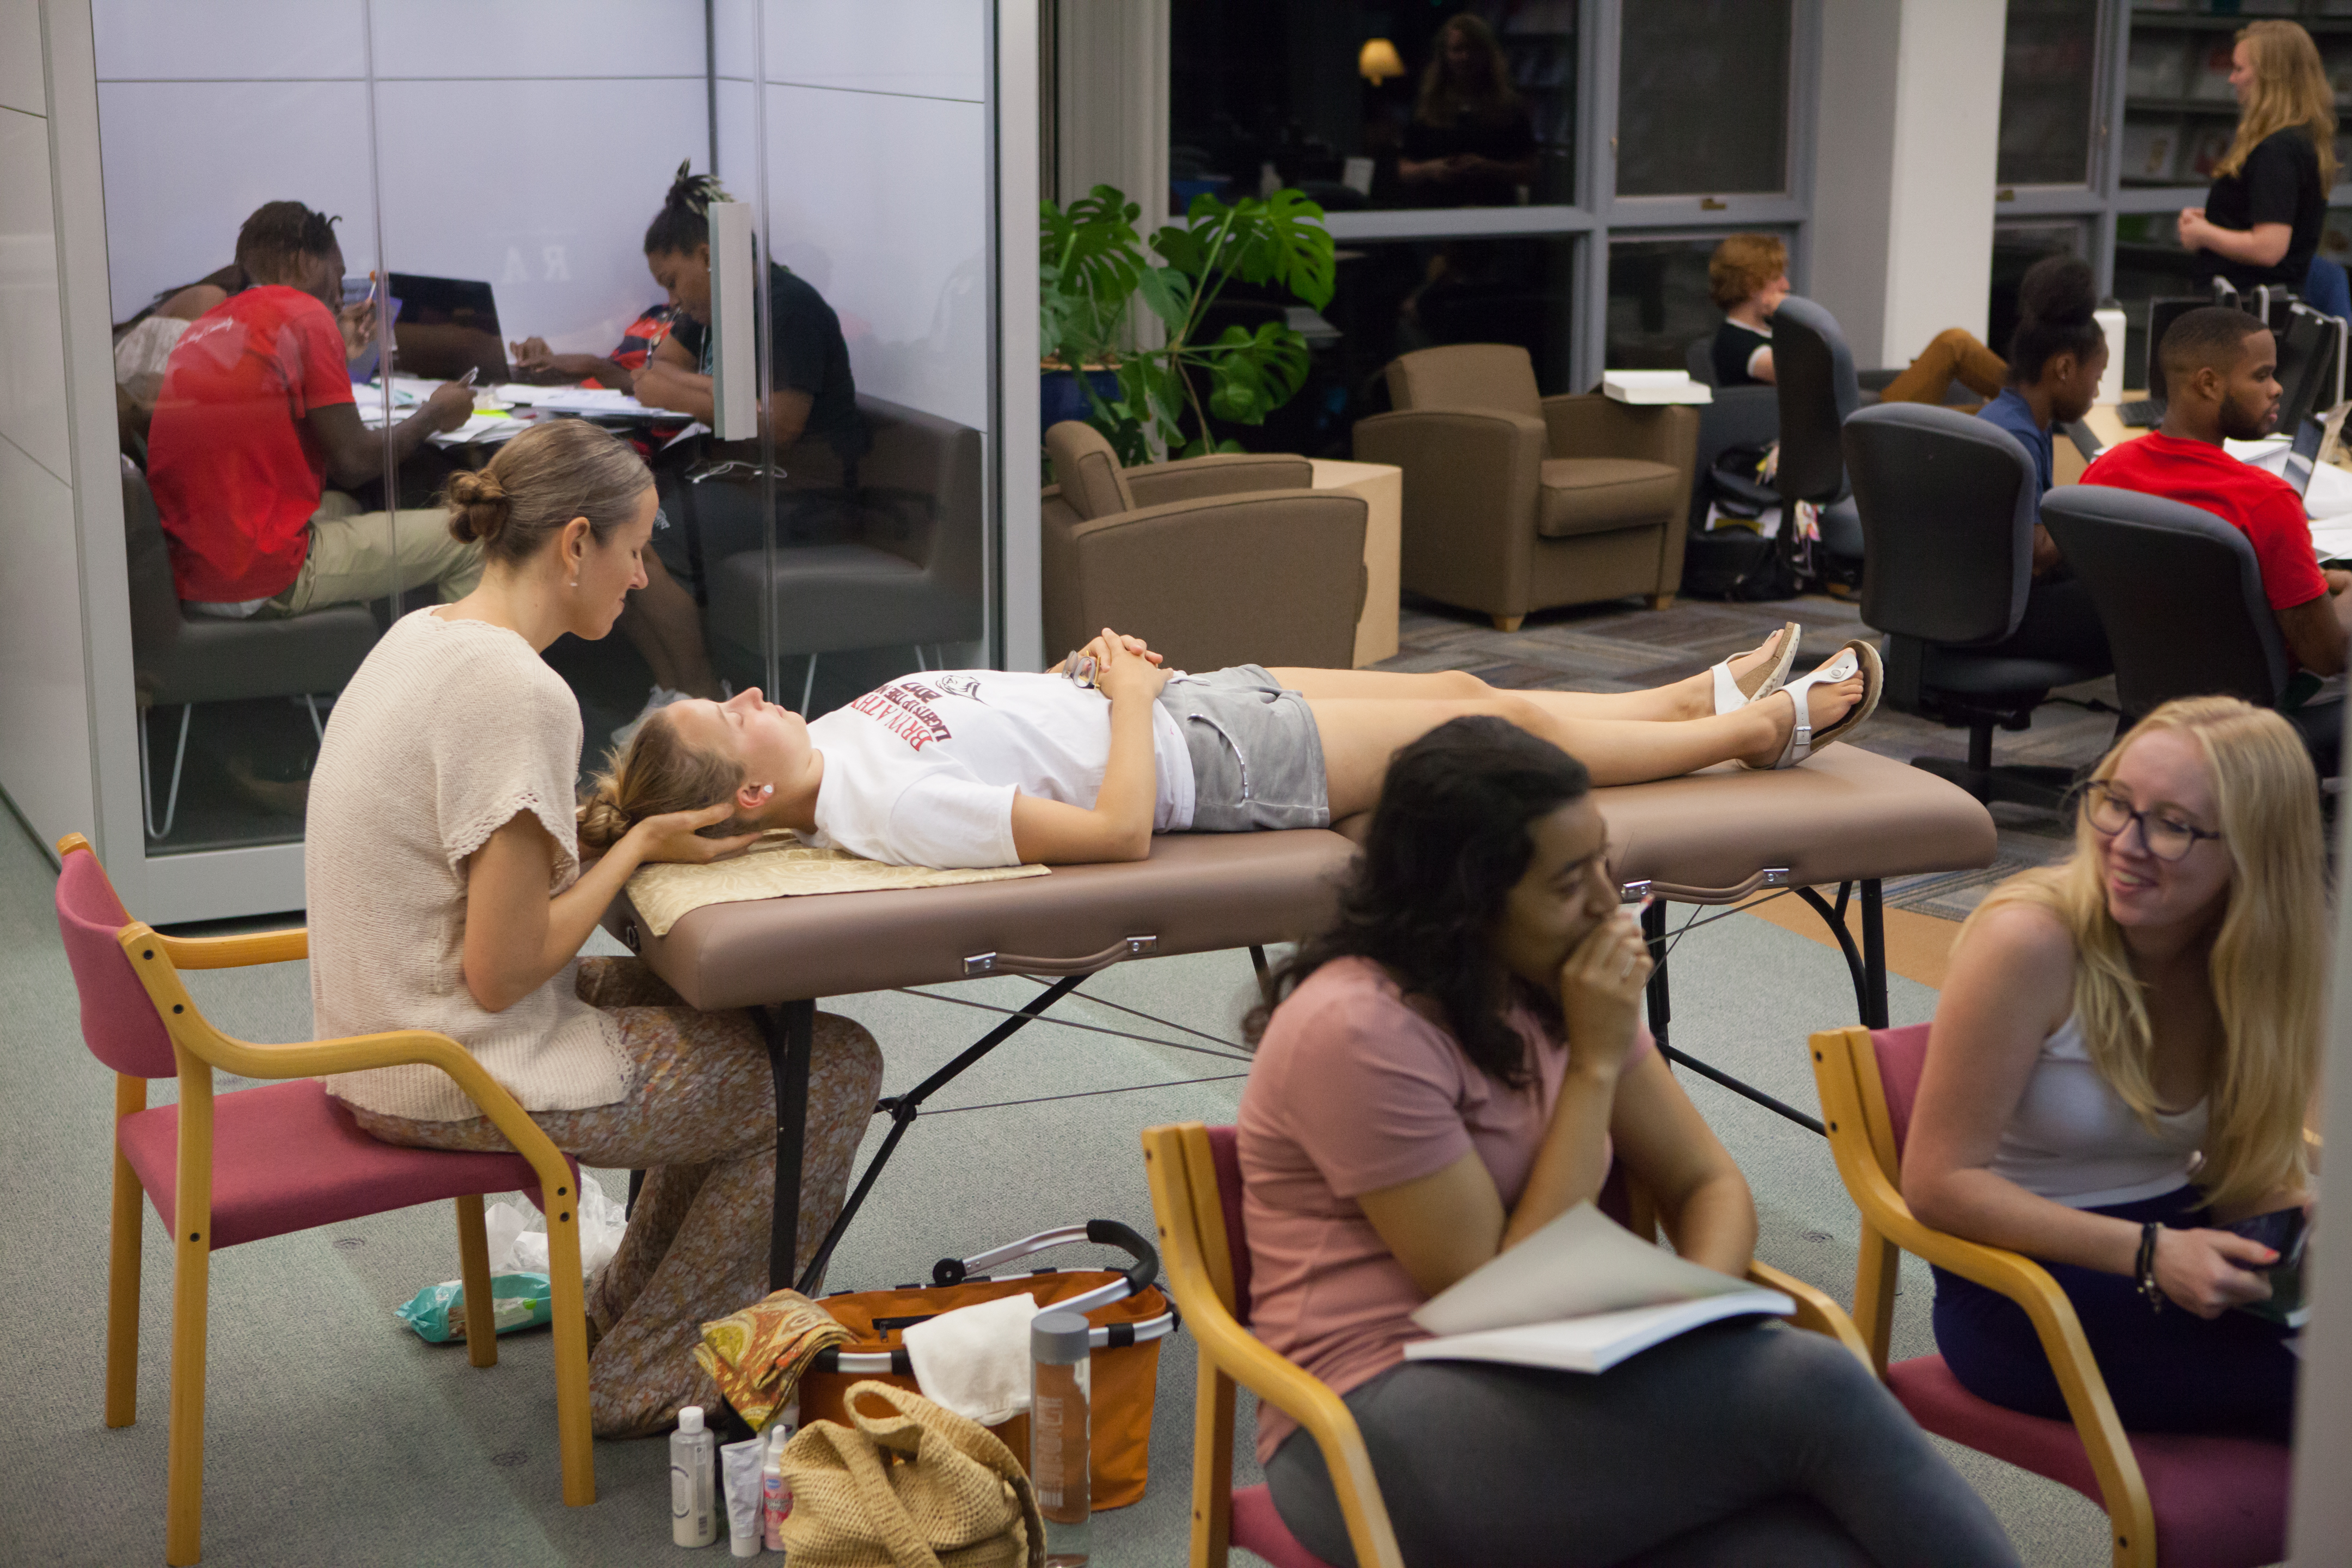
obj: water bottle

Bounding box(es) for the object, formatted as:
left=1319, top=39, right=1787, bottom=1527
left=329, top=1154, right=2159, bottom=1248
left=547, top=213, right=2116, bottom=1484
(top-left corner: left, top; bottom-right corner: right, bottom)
left=671, top=1405, right=716, bottom=1548
left=1031, top=1310, right=1092, bottom=1567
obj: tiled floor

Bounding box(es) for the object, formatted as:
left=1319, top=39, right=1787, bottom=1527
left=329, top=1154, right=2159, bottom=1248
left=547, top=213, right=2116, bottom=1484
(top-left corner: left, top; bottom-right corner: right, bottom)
left=1375, top=591, right=2122, bottom=918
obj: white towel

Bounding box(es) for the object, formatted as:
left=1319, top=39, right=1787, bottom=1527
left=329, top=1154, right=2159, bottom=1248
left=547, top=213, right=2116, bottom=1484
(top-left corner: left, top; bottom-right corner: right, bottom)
left=903, top=1293, right=1045, bottom=1425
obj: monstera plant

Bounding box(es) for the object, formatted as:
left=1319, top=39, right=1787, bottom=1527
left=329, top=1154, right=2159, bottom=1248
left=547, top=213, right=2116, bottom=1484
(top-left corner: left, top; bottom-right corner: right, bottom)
left=1041, top=182, right=1336, bottom=465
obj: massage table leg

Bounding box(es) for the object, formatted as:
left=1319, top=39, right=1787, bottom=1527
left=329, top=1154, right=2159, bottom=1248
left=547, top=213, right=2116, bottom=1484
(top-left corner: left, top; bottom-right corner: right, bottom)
left=1641, top=879, right=1891, bottom=1137
left=775, top=975, right=1088, bottom=1294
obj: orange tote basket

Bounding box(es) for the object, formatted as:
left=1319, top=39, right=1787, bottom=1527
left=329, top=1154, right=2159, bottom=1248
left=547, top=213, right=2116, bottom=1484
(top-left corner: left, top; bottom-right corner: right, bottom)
left=797, top=1220, right=1174, bottom=1510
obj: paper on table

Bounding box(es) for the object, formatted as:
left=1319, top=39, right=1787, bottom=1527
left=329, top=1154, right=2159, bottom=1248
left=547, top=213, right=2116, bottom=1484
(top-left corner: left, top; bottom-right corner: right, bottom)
left=1410, top=1202, right=1758, bottom=1336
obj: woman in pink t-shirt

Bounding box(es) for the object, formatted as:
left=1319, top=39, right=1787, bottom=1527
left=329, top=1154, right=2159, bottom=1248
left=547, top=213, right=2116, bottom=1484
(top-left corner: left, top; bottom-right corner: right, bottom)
left=1239, top=717, right=2020, bottom=1567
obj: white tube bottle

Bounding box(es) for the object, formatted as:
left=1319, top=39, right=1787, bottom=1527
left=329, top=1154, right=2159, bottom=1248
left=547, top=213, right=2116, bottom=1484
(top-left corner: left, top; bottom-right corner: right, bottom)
left=672, top=1405, right=717, bottom=1548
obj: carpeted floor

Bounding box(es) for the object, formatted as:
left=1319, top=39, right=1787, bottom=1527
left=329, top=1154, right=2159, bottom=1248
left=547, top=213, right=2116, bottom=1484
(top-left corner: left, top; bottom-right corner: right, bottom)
left=0, top=776, right=2129, bottom=1566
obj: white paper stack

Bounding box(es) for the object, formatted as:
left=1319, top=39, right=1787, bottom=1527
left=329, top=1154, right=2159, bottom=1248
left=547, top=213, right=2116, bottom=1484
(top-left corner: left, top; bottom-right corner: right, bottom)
left=1601, top=371, right=1712, bottom=406
left=1402, top=1202, right=1790, bottom=1375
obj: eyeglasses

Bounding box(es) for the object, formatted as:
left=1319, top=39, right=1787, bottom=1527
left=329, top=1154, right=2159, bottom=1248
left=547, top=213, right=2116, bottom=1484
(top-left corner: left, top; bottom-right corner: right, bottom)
left=2081, top=781, right=2223, bottom=862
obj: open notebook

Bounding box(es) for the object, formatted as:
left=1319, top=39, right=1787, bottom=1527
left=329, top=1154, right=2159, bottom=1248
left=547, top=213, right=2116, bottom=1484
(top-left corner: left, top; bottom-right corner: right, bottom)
left=1402, top=1202, right=1791, bottom=1375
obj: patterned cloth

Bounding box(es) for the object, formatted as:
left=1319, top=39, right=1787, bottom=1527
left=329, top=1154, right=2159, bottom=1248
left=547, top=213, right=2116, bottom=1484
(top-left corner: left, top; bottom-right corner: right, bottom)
left=627, top=834, right=1048, bottom=938
left=694, top=1288, right=853, bottom=1429
left=354, top=957, right=884, bottom=1438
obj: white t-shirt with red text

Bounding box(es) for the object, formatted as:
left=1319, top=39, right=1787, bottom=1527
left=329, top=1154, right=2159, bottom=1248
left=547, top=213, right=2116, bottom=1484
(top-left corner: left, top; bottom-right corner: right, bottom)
left=803, top=670, right=1195, bottom=867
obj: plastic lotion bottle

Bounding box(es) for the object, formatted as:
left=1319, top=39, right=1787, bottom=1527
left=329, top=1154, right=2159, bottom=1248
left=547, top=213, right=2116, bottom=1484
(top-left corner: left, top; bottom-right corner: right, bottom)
left=1031, top=1310, right=1093, bottom=1567
left=672, top=1405, right=716, bottom=1548
left=761, top=1400, right=799, bottom=1552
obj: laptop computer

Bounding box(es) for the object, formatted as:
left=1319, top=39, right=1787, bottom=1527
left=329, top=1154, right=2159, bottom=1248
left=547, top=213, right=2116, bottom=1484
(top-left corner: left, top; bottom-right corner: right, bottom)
left=384, top=272, right=509, bottom=383
left=2282, top=410, right=2327, bottom=499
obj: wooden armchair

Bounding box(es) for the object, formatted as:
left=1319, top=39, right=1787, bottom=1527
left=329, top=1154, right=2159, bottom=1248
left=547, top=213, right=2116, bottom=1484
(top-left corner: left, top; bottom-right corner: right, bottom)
left=1140, top=1120, right=1869, bottom=1568
left=55, top=835, right=594, bottom=1564
left=1810, top=1023, right=2289, bottom=1568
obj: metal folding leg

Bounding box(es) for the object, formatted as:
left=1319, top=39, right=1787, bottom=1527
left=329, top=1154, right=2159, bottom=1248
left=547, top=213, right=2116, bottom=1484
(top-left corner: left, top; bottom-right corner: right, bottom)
left=1639, top=878, right=1890, bottom=1137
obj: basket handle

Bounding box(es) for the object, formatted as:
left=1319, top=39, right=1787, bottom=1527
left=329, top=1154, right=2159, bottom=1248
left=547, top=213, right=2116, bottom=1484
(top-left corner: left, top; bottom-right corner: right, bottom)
left=930, top=1219, right=1161, bottom=1310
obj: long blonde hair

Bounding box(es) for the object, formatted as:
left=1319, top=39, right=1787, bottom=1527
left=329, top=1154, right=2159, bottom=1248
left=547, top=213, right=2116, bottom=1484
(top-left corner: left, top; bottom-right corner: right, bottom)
left=1959, top=697, right=2320, bottom=1212
left=2214, top=20, right=2338, bottom=192
left=1414, top=14, right=1521, bottom=128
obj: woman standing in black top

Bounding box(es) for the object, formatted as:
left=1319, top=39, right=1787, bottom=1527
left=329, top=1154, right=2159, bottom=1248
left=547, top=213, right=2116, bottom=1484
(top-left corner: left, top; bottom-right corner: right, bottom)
left=2179, top=19, right=2335, bottom=293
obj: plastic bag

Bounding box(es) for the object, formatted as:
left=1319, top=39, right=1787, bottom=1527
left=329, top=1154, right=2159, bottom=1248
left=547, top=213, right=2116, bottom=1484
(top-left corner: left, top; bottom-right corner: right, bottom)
left=395, top=1272, right=555, bottom=1343
left=485, top=1171, right=627, bottom=1279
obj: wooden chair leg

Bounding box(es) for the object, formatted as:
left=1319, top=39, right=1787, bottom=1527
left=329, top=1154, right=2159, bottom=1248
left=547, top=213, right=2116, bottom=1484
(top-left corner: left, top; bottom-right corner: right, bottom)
left=1853, top=1221, right=1901, bottom=1376
left=165, top=1173, right=213, bottom=1561
left=1491, top=614, right=1524, bottom=633
left=541, top=1182, right=597, bottom=1506
left=106, top=1075, right=148, bottom=1429
left=1190, top=1354, right=1235, bottom=1568
left=455, top=1196, right=497, bottom=1370
left=1649, top=592, right=1675, bottom=611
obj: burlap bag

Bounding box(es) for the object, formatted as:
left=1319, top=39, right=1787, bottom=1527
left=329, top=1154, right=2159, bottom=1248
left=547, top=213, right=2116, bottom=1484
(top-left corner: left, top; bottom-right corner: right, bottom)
left=778, top=1381, right=1046, bottom=1568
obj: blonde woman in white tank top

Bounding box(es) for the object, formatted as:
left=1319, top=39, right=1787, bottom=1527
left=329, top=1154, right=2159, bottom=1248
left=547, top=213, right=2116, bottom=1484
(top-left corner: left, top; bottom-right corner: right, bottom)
left=1903, top=697, right=2319, bottom=1441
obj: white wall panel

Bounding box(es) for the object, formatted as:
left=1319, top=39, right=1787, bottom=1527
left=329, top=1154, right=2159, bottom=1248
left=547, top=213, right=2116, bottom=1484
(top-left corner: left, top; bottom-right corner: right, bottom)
left=0, top=436, right=97, bottom=851
left=373, top=77, right=702, bottom=354
left=370, top=0, right=706, bottom=81
left=1881, top=0, right=2002, bottom=362
left=713, top=0, right=757, bottom=82
left=0, top=105, right=70, bottom=480
left=1, top=0, right=45, bottom=116
left=91, top=0, right=365, bottom=82
left=715, top=76, right=757, bottom=194
left=763, top=84, right=988, bottom=430
left=763, top=0, right=985, bottom=102
left=95, top=79, right=375, bottom=321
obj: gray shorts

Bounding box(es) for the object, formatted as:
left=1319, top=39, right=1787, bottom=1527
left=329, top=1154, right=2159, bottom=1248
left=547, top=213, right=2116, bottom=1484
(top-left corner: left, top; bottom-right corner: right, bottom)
left=1155, top=665, right=1330, bottom=832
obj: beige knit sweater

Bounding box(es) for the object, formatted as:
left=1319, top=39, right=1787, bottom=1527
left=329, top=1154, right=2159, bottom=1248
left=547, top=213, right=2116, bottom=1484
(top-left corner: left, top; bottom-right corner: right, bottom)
left=309, top=610, right=627, bottom=1122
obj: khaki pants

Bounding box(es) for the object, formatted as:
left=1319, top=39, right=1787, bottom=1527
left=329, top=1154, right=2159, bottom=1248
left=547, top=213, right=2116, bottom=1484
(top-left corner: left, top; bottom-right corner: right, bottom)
left=258, top=491, right=483, bottom=618
left=1879, top=326, right=2008, bottom=406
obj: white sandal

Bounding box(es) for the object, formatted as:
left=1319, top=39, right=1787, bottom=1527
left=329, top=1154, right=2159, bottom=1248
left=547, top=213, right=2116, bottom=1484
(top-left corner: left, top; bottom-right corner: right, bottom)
left=1712, top=621, right=1803, bottom=715
left=1744, top=638, right=1883, bottom=770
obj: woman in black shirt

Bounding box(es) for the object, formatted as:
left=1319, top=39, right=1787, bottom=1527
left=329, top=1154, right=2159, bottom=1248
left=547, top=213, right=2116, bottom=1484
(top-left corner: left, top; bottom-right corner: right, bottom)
left=1396, top=14, right=1537, bottom=208
left=2179, top=20, right=2335, bottom=292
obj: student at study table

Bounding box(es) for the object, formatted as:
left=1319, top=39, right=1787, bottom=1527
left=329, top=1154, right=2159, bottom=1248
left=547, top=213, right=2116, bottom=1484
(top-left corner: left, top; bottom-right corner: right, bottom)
left=598, top=164, right=874, bottom=739
left=2080, top=304, right=2352, bottom=677
left=1970, top=254, right=2112, bottom=677
left=145, top=200, right=476, bottom=619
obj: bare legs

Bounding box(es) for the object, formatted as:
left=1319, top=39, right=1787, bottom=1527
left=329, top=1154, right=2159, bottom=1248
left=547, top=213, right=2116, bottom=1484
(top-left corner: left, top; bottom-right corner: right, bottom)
left=1295, top=653, right=1867, bottom=818
left=619, top=555, right=723, bottom=700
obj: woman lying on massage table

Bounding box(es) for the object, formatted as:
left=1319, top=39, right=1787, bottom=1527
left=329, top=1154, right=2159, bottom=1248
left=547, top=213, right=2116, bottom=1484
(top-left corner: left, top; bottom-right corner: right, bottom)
left=574, top=624, right=1883, bottom=867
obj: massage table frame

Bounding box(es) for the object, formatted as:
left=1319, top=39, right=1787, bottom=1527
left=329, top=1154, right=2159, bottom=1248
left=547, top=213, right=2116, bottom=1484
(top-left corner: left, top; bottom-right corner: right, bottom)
left=606, top=745, right=1992, bottom=1291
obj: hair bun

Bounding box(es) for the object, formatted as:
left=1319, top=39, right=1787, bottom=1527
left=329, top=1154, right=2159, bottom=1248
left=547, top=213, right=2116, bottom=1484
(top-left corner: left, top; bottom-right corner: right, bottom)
left=2016, top=254, right=2097, bottom=328
left=445, top=470, right=512, bottom=546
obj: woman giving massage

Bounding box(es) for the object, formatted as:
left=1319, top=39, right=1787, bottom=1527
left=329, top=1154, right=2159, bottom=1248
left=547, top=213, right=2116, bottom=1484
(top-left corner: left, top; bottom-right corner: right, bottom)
left=578, top=625, right=1881, bottom=867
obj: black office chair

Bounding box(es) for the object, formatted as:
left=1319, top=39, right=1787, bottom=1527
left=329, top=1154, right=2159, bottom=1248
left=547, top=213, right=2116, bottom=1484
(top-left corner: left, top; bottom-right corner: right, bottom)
left=704, top=395, right=984, bottom=711
left=2042, top=486, right=2340, bottom=774
left=1685, top=337, right=1718, bottom=387
left=1847, top=404, right=2108, bottom=808
left=121, top=457, right=380, bottom=838
left=1764, top=295, right=1865, bottom=572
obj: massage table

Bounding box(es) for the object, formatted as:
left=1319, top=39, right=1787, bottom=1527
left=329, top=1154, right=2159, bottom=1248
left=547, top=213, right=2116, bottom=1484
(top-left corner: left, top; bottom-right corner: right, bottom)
left=603, top=744, right=1996, bottom=1290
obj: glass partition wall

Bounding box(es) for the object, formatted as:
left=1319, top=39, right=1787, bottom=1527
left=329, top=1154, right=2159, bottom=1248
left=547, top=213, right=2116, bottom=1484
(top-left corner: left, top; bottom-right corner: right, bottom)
left=87, top=0, right=998, bottom=912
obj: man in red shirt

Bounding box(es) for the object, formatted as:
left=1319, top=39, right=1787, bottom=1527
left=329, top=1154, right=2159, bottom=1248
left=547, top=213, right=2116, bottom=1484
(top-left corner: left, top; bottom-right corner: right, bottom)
left=2082, top=304, right=2352, bottom=673
left=147, top=201, right=475, bottom=618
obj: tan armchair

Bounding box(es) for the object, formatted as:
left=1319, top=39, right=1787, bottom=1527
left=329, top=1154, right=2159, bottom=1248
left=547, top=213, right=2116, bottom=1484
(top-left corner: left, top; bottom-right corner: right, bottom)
left=1352, top=344, right=1698, bottom=630
left=1042, top=421, right=1368, bottom=671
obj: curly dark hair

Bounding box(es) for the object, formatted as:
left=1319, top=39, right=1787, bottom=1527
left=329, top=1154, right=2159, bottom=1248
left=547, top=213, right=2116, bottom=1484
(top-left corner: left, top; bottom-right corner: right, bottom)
left=1244, top=715, right=1595, bottom=1090
left=234, top=201, right=341, bottom=288
left=644, top=160, right=729, bottom=257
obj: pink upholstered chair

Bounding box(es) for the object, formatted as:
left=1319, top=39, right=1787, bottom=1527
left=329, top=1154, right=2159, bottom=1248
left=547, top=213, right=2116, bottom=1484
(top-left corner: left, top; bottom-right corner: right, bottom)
left=1139, top=1121, right=1870, bottom=1568
left=54, top=835, right=596, bottom=1565
left=1810, top=1022, right=2289, bottom=1568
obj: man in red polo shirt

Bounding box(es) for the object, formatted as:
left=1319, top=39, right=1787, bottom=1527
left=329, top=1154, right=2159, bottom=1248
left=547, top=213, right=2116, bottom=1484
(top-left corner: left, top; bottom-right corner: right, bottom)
left=147, top=201, right=476, bottom=618
left=2082, top=304, right=2352, bottom=673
